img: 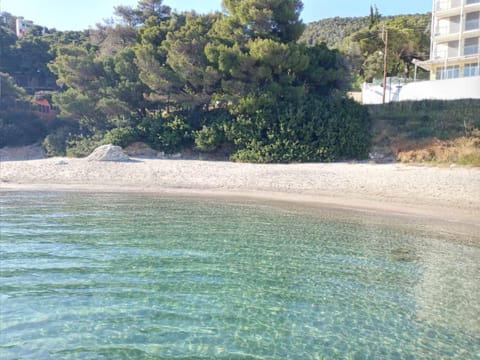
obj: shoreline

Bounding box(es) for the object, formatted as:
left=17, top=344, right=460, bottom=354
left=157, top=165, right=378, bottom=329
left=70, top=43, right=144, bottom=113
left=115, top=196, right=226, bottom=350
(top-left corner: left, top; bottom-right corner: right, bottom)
left=1, top=181, right=478, bottom=223
left=1, top=157, right=479, bottom=244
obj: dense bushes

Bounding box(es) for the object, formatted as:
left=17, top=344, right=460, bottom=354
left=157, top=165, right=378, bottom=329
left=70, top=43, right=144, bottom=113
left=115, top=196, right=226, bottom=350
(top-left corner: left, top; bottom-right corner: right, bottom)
left=65, top=134, right=105, bottom=158
left=195, top=125, right=226, bottom=153
left=228, top=95, right=371, bottom=163
left=118, top=109, right=233, bottom=155
left=103, top=126, right=140, bottom=148
left=0, top=111, right=47, bottom=147
left=95, top=95, right=371, bottom=163
left=42, top=118, right=81, bottom=156
left=193, top=109, right=231, bottom=153
left=136, top=113, right=194, bottom=154
left=38, top=94, right=372, bottom=162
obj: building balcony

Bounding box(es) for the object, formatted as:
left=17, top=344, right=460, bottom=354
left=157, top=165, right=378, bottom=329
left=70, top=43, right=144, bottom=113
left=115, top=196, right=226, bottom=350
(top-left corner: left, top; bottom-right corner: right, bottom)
left=465, top=2, right=480, bottom=12
left=435, top=7, right=463, bottom=17
left=430, top=53, right=480, bottom=65
left=434, top=28, right=480, bottom=42
left=464, top=27, right=480, bottom=37
left=433, top=48, right=480, bottom=59
left=433, top=31, right=461, bottom=42
left=436, top=3, right=480, bottom=18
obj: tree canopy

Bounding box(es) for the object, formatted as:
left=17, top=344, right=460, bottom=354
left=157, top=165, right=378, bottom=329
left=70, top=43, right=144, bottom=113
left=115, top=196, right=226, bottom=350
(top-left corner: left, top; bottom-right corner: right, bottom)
left=1, top=0, right=372, bottom=162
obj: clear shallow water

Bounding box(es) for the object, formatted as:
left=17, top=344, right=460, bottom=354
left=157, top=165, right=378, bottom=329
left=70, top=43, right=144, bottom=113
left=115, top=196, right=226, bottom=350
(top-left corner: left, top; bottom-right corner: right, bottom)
left=0, top=192, right=479, bottom=359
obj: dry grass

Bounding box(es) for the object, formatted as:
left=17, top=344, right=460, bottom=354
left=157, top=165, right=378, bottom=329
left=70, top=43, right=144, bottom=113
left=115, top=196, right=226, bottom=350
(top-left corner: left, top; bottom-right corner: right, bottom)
left=369, top=101, right=480, bottom=167
left=395, top=135, right=480, bottom=166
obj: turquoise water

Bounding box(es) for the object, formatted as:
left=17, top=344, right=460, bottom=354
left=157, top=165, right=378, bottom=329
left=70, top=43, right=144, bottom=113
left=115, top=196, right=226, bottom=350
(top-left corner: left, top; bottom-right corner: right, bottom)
left=0, top=192, right=479, bottom=359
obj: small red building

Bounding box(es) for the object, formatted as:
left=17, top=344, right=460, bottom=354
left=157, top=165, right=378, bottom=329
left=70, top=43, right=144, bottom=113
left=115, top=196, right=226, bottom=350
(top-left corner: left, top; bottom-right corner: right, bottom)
left=32, top=98, right=58, bottom=121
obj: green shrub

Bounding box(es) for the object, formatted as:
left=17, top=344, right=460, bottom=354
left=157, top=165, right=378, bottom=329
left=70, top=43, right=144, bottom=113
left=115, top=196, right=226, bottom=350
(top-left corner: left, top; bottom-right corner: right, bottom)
left=103, top=126, right=140, bottom=148
left=192, top=108, right=232, bottom=153
left=227, top=94, right=371, bottom=163
left=137, top=113, right=193, bottom=154
left=194, top=125, right=225, bottom=152
left=231, top=141, right=331, bottom=163
left=66, top=134, right=105, bottom=157
left=0, top=111, right=47, bottom=147
left=43, top=118, right=81, bottom=156
left=43, top=130, right=69, bottom=156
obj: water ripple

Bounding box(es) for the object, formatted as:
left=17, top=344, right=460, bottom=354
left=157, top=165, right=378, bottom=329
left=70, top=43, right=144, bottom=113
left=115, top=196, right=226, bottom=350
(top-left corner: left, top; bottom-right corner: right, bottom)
left=1, top=191, right=479, bottom=359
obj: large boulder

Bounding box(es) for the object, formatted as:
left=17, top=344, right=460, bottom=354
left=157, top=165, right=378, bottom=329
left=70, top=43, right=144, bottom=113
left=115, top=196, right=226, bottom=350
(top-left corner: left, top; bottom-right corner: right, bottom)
left=86, top=144, right=130, bottom=162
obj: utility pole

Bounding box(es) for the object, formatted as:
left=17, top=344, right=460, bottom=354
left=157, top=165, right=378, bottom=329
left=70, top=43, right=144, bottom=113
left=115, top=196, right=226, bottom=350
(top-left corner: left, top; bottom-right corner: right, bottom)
left=382, top=26, right=388, bottom=104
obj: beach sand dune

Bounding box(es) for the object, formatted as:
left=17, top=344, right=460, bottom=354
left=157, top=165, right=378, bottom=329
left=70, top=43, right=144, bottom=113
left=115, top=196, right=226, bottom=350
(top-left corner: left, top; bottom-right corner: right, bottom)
left=1, top=156, right=479, bottom=227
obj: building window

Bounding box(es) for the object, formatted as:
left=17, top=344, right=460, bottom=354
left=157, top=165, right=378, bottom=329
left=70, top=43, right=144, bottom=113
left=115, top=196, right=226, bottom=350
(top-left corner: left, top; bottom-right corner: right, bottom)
left=436, top=65, right=460, bottom=80
left=436, top=15, right=460, bottom=34
left=435, top=43, right=447, bottom=58
left=466, top=0, right=480, bottom=5
left=437, top=0, right=462, bottom=11
left=464, top=63, right=479, bottom=77
left=464, top=37, right=479, bottom=55
left=448, top=40, right=460, bottom=57
left=436, top=0, right=462, bottom=11
left=450, top=15, right=461, bottom=33
left=436, top=41, right=460, bottom=58
left=436, top=18, right=450, bottom=35
left=465, top=12, right=480, bottom=31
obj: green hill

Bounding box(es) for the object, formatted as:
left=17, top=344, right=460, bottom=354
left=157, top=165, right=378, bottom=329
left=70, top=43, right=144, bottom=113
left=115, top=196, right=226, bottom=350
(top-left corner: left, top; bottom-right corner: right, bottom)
left=301, top=16, right=371, bottom=48
left=300, top=13, right=432, bottom=87
left=300, top=13, right=431, bottom=49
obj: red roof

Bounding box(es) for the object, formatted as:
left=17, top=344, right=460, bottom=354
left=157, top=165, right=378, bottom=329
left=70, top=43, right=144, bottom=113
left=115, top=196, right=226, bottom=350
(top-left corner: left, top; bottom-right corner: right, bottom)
left=33, top=99, right=50, bottom=106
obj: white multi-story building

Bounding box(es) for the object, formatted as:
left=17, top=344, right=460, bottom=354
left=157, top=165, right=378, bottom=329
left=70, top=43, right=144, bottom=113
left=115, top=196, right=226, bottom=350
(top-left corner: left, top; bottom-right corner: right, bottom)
left=426, top=0, right=480, bottom=79
left=16, top=16, right=34, bottom=37
left=363, top=0, right=480, bottom=104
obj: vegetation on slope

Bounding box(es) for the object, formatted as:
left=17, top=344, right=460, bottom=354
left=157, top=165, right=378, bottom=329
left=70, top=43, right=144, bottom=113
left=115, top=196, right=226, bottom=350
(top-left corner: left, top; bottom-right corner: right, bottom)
left=369, top=100, right=480, bottom=166
left=300, top=11, right=432, bottom=87
left=300, top=16, right=371, bottom=49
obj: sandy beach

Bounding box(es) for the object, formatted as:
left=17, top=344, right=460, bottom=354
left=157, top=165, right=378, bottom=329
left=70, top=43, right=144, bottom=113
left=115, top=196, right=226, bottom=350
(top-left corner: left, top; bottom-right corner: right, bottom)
left=1, top=155, right=479, bottom=235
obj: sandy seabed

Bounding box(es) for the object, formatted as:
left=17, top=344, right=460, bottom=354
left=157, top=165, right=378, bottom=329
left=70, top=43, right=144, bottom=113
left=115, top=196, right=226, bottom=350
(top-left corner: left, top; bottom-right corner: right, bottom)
left=1, top=157, right=479, bottom=245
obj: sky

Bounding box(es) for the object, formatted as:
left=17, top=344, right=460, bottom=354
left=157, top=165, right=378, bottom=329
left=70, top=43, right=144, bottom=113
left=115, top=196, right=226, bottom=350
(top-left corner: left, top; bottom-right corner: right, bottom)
left=1, top=0, right=432, bottom=31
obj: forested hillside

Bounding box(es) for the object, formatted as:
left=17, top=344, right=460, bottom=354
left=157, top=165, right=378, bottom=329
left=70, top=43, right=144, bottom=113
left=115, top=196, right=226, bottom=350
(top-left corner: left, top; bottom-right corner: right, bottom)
left=300, top=16, right=372, bottom=49
left=300, top=13, right=431, bottom=50
left=301, top=12, right=431, bottom=88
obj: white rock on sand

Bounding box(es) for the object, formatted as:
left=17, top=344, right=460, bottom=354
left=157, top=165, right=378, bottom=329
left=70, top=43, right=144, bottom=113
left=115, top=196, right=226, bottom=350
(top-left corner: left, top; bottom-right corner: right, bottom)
left=86, top=144, right=130, bottom=162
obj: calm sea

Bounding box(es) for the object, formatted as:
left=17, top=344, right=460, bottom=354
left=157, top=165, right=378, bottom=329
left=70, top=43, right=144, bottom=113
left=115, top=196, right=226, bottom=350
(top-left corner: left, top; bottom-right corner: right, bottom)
left=1, top=191, right=479, bottom=359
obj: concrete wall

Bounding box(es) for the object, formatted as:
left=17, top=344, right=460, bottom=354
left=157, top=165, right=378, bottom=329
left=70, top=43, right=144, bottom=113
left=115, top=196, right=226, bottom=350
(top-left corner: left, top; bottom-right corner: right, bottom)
left=362, top=81, right=403, bottom=104
left=399, top=76, right=480, bottom=101
left=362, top=76, right=480, bottom=104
